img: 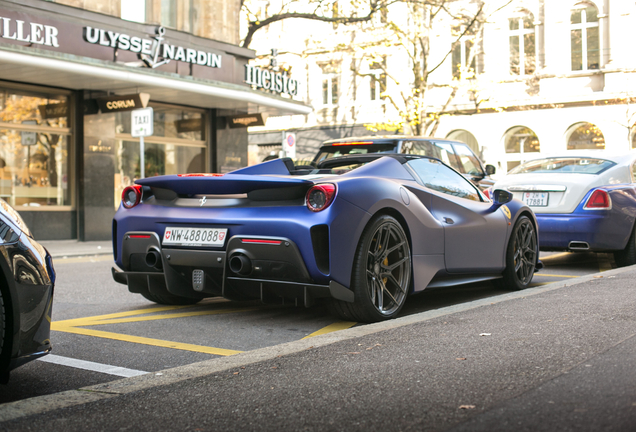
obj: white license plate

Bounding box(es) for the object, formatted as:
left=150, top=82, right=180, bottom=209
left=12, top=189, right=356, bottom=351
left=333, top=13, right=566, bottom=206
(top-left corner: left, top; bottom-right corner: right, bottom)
left=522, top=192, right=549, bottom=207
left=163, top=227, right=228, bottom=247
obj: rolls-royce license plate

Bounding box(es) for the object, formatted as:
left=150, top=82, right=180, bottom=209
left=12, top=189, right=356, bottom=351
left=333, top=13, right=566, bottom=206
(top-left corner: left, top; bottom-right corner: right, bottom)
left=522, top=192, right=548, bottom=207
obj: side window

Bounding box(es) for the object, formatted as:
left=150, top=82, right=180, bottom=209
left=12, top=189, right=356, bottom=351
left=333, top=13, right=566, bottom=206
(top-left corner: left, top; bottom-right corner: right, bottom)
left=432, top=142, right=459, bottom=169
left=407, top=158, right=481, bottom=202
left=400, top=141, right=438, bottom=158
left=452, top=143, right=483, bottom=175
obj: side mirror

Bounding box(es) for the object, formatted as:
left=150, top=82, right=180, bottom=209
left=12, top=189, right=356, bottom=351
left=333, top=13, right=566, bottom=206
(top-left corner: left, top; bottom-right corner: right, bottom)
left=492, top=189, right=513, bottom=205
left=485, top=164, right=496, bottom=175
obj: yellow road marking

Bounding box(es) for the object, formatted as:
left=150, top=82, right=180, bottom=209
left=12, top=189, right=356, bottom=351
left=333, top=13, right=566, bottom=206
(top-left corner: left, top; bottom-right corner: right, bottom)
left=302, top=321, right=357, bottom=339
left=52, top=323, right=242, bottom=356
left=55, top=305, right=191, bottom=326
left=534, top=273, right=579, bottom=278
left=81, top=308, right=260, bottom=326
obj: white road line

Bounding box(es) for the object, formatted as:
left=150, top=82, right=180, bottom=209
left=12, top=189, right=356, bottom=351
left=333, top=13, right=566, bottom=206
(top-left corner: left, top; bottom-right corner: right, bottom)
left=37, top=354, right=148, bottom=378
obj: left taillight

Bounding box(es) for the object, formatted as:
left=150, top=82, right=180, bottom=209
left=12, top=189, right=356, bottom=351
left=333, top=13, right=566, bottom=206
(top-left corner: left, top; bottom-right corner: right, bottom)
left=122, top=185, right=143, bottom=209
left=306, top=183, right=337, bottom=212
left=584, top=189, right=611, bottom=210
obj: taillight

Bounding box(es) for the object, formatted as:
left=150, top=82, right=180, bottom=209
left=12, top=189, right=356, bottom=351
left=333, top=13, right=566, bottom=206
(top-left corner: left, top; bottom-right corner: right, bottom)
left=122, top=185, right=142, bottom=209
left=306, top=184, right=337, bottom=212
left=584, top=189, right=611, bottom=210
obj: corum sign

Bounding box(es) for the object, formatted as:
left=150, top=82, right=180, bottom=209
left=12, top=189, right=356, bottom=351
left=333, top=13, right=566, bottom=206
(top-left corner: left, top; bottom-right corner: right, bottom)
left=84, top=26, right=222, bottom=69
left=244, top=65, right=299, bottom=97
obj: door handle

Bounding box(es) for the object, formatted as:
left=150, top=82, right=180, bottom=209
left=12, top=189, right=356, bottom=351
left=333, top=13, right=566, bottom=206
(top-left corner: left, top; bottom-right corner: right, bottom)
left=443, top=217, right=454, bottom=225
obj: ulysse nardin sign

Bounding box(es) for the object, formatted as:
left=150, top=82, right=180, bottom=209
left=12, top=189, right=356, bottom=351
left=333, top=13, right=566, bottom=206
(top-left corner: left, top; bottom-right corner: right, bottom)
left=84, top=26, right=222, bottom=69
left=244, top=65, right=299, bottom=97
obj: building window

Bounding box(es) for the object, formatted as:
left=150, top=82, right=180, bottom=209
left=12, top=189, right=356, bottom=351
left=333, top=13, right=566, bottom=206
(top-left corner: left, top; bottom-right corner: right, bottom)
left=571, top=4, right=600, bottom=71
left=320, top=64, right=339, bottom=106
left=567, top=122, right=605, bottom=150
left=505, top=126, right=540, bottom=154
left=452, top=25, right=477, bottom=79
left=0, top=86, right=71, bottom=209
left=369, top=59, right=387, bottom=101
left=114, top=103, right=206, bottom=207
left=509, top=13, right=536, bottom=75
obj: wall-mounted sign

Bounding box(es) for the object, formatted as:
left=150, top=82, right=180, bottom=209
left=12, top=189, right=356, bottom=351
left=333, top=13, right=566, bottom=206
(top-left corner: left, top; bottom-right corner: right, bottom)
left=0, top=17, right=59, bottom=47
left=38, top=102, right=68, bottom=119
left=84, top=26, right=222, bottom=69
left=227, top=113, right=265, bottom=129
left=175, top=118, right=203, bottom=133
left=96, top=93, right=150, bottom=113
left=244, top=65, right=299, bottom=97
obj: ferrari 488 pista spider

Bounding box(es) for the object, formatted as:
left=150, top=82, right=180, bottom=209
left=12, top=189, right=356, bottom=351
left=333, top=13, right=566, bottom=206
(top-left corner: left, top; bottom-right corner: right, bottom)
left=112, top=154, right=539, bottom=323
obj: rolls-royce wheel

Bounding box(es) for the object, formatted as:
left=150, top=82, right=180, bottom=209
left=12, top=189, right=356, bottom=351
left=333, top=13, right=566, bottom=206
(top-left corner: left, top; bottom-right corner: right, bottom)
left=329, top=214, right=411, bottom=323
left=497, top=215, right=537, bottom=291
left=614, top=224, right=636, bottom=267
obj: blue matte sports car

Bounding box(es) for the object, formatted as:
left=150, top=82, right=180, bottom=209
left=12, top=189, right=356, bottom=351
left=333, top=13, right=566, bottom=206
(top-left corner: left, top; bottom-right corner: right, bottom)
left=112, top=154, right=540, bottom=323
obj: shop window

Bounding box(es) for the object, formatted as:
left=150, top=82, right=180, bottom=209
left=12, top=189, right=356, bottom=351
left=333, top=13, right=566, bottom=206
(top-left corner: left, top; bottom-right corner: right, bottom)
left=566, top=122, right=605, bottom=150
left=114, top=103, right=206, bottom=207
left=571, top=4, right=600, bottom=71
left=0, top=87, right=71, bottom=209
left=509, top=12, right=536, bottom=75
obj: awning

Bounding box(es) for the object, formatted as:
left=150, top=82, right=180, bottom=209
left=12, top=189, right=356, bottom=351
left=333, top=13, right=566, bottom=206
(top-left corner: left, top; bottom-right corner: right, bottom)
left=0, top=46, right=312, bottom=116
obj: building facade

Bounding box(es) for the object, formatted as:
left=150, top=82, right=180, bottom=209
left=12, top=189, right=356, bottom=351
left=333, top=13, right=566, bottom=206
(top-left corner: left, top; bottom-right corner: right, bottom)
left=0, top=0, right=309, bottom=240
left=246, top=0, right=636, bottom=178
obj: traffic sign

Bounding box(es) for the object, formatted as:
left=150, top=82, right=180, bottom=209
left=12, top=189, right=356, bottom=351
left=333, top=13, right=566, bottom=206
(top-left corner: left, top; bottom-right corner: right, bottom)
left=283, top=132, right=296, bottom=159
left=131, top=107, right=154, bottom=137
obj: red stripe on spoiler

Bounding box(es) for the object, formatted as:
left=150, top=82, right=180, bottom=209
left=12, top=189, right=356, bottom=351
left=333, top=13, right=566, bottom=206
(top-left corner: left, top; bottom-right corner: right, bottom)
left=241, top=239, right=282, bottom=245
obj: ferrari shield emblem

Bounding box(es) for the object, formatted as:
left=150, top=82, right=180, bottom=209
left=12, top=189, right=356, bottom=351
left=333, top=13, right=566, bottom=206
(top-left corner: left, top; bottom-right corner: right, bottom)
left=501, top=205, right=511, bottom=220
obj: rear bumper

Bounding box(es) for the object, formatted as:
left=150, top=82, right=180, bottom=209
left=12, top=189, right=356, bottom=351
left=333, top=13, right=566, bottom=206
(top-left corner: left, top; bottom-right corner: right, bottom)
left=537, top=212, right=630, bottom=251
left=112, top=232, right=354, bottom=305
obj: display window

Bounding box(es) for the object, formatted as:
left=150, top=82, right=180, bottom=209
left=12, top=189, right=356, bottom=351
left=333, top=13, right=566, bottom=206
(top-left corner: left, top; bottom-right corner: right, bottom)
left=0, top=86, right=71, bottom=209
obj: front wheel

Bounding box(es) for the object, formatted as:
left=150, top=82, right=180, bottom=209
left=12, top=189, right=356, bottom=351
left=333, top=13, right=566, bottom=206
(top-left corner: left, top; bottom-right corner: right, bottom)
left=497, top=216, right=537, bottom=291
left=329, top=215, right=411, bottom=323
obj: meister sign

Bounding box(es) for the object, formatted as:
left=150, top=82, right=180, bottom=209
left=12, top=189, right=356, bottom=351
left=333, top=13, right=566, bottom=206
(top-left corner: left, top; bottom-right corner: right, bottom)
left=84, top=26, right=222, bottom=69
left=244, top=65, right=299, bottom=97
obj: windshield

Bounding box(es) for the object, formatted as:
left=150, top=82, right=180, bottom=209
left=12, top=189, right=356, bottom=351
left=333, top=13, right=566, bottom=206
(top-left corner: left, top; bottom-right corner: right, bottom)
left=509, top=157, right=616, bottom=175
left=313, top=144, right=397, bottom=164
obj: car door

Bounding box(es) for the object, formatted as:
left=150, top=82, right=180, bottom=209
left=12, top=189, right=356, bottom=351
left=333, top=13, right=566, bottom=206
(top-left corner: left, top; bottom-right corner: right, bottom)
left=449, top=142, right=495, bottom=190
left=406, top=157, right=508, bottom=272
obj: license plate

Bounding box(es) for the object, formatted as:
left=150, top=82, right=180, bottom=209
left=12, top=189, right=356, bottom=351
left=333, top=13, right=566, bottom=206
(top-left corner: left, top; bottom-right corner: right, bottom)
left=522, top=192, right=549, bottom=207
left=163, top=227, right=227, bottom=247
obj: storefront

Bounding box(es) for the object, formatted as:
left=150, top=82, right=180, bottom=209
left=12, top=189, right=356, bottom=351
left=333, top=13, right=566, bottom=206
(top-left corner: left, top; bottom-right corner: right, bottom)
left=0, top=0, right=310, bottom=240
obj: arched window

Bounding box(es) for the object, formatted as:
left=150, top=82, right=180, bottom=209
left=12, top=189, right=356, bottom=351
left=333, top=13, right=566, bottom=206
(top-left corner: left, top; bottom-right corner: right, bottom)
left=566, top=122, right=605, bottom=150
left=505, top=126, right=540, bottom=154
left=571, top=3, right=600, bottom=71
left=509, top=12, right=536, bottom=75
left=446, top=130, right=479, bottom=154
left=503, top=126, right=540, bottom=172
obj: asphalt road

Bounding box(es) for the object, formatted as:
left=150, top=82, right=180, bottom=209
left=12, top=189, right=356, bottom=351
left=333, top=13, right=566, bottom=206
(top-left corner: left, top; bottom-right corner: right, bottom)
left=1, top=258, right=634, bottom=431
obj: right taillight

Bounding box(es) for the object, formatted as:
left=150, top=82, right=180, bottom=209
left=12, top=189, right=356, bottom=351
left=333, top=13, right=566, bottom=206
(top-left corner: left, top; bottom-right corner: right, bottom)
left=122, top=185, right=142, bottom=209
left=306, top=184, right=337, bottom=212
left=584, top=189, right=611, bottom=210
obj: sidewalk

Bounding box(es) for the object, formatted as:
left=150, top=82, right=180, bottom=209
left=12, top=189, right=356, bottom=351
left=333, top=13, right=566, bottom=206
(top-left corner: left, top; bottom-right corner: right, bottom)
left=38, top=239, right=113, bottom=258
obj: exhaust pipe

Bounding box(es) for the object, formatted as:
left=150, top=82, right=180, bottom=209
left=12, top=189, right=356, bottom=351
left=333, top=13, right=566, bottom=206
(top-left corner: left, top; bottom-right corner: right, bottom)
left=145, top=249, right=163, bottom=270
left=229, top=254, right=252, bottom=276
left=568, top=241, right=590, bottom=251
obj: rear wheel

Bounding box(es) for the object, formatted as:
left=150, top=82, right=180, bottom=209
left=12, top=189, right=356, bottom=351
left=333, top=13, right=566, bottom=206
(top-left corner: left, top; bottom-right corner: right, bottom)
left=497, top=216, right=537, bottom=291
left=614, top=225, right=636, bottom=267
left=329, top=215, right=411, bottom=323
left=0, top=288, right=5, bottom=360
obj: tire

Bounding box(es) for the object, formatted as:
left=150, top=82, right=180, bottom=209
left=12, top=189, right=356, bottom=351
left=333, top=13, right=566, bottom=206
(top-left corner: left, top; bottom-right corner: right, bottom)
left=141, top=292, right=201, bottom=305
left=614, top=224, right=636, bottom=267
left=0, top=288, right=4, bottom=359
left=329, top=215, right=411, bottom=323
left=497, top=215, right=537, bottom=291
